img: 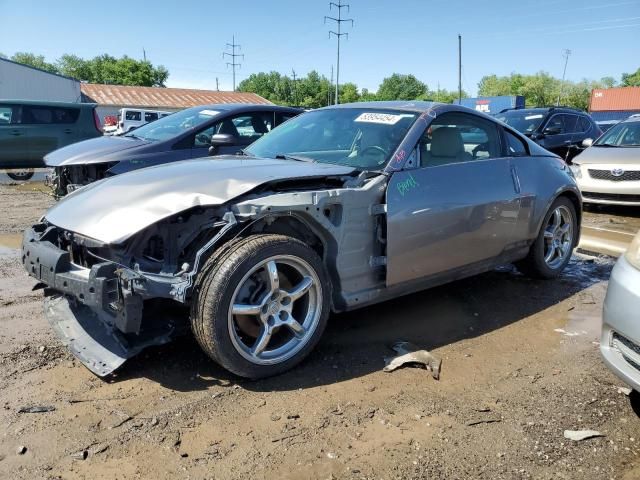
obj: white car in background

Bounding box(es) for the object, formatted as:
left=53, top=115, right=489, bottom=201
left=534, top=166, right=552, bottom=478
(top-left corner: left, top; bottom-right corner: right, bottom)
left=571, top=115, right=640, bottom=206
left=115, top=108, right=172, bottom=135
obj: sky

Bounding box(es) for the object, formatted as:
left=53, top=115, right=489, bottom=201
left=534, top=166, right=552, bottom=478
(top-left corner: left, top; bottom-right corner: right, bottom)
left=1, top=0, right=639, bottom=95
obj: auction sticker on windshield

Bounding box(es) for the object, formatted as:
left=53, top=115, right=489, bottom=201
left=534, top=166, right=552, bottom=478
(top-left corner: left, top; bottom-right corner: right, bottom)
left=355, top=112, right=404, bottom=125
left=525, top=114, right=544, bottom=120
left=200, top=110, right=220, bottom=116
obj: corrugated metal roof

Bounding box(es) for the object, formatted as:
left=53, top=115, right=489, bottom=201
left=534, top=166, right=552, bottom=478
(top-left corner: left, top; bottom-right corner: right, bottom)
left=590, top=87, right=640, bottom=112
left=80, top=84, right=271, bottom=108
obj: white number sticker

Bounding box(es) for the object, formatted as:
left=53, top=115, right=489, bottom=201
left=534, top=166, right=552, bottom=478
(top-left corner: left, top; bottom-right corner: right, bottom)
left=355, top=112, right=403, bottom=125
left=199, top=109, right=220, bottom=116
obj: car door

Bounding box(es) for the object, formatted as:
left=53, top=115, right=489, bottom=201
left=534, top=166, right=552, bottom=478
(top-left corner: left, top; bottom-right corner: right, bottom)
left=0, top=104, right=32, bottom=167
left=540, top=113, right=575, bottom=159
left=385, top=112, right=521, bottom=286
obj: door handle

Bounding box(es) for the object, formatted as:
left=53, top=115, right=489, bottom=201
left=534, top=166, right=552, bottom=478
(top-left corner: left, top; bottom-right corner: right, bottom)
left=64, top=129, right=73, bottom=134
left=10, top=131, right=22, bottom=136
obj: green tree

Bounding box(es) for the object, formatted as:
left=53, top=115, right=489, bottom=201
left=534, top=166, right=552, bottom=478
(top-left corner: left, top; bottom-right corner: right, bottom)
left=339, top=82, right=360, bottom=103
left=376, top=74, right=427, bottom=100
left=238, top=71, right=293, bottom=104
left=85, top=55, right=168, bottom=87
left=11, top=52, right=58, bottom=73
left=621, top=67, right=640, bottom=87
left=57, top=54, right=92, bottom=80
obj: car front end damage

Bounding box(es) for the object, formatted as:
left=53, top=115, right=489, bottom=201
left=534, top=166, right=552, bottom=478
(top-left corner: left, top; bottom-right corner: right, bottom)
left=22, top=210, right=239, bottom=375
left=47, top=164, right=116, bottom=197
left=22, top=159, right=384, bottom=376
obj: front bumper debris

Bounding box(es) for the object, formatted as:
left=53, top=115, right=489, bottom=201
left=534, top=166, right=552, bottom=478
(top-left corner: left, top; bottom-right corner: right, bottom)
left=22, top=224, right=179, bottom=376
left=45, top=294, right=173, bottom=376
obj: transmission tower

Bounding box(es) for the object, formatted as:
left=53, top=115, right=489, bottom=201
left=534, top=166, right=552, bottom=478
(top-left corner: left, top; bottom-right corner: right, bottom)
left=324, top=1, right=353, bottom=104
left=223, top=35, right=244, bottom=91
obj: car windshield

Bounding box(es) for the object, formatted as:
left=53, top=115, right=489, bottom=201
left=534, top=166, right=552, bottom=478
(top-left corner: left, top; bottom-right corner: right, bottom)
left=245, top=108, right=418, bottom=170
left=494, top=110, right=546, bottom=134
left=123, top=107, right=222, bottom=142
left=594, top=120, right=640, bottom=147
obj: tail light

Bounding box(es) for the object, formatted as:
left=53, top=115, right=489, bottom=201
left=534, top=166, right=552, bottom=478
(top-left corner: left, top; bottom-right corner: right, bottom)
left=93, top=108, right=103, bottom=133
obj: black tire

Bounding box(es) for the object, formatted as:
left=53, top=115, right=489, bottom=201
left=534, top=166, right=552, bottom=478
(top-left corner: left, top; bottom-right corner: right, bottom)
left=7, top=170, right=34, bottom=181
left=191, top=234, right=330, bottom=378
left=516, top=196, right=577, bottom=279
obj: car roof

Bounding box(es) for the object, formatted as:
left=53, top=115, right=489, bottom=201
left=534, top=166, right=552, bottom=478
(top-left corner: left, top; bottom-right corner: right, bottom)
left=0, top=99, right=97, bottom=108
left=499, top=106, right=588, bottom=116
left=182, top=103, right=303, bottom=113
left=323, top=100, right=441, bottom=113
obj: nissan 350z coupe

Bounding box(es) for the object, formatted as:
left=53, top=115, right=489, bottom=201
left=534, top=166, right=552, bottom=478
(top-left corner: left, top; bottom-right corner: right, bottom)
left=22, top=102, right=581, bottom=378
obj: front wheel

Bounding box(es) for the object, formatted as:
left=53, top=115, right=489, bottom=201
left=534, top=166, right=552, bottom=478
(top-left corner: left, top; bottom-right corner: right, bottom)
left=516, top=196, right=577, bottom=278
left=191, top=234, right=330, bottom=378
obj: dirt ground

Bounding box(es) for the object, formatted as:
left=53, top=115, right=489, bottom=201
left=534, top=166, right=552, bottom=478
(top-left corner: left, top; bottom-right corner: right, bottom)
left=1, top=182, right=640, bottom=480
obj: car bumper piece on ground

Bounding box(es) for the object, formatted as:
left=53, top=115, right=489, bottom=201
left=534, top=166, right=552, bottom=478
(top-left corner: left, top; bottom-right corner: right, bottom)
left=600, top=255, right=640, bottom=392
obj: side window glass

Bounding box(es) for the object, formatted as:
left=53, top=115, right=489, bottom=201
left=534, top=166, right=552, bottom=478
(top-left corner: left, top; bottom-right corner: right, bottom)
left=145, top=112, right=158, bottom=122
left=579, top=117, right=591, bottom=133
left=230, top=113, right=273, bottom=139
left=562, top=115, right=578, bottom=133
left=0, top=105, right=13, bottom=124
left=126, top=111, right=141, bottom=121
left=52, top=108, right=80, bottom=124
left=194, top=124, right=217, bottom=148
left=545, top=115, right=564, bottom=134
left=22, top=106, right=55, bottom=124
left=420, top=112, right=501, bottom=167
left=277, top=113, right=297, bottom=125
left=505, top=129, right=528, bottom=156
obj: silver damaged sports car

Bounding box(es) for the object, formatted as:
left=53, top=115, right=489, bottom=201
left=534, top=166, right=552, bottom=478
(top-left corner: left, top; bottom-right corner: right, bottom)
left=22, top=102, right=582, bottom=378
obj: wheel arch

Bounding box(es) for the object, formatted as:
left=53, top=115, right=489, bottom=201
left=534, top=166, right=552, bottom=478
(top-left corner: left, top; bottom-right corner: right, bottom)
left=536, top=188, right=582, bottom=245
left=246, top=213, right=342, bottom=311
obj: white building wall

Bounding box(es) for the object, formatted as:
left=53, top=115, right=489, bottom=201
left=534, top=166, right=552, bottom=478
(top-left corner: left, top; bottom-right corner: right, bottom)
left=0, top=59, right=81, bottom=103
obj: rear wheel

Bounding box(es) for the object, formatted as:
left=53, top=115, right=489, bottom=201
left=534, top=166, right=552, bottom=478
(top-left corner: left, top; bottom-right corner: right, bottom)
left=191, top=234, right=330, bottom=378
left=516, top=196, right=577, bottom=278
left=6, top=169, right=34, bottom=181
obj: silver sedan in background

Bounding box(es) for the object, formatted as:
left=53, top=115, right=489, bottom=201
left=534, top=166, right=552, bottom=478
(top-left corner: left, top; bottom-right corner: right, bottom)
left=571, top=115, right=640, bottom=206
left=601, top=231, right=640, bottom=392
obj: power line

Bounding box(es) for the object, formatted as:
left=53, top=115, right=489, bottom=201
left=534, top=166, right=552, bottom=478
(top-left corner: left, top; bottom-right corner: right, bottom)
left=223, top=35, right=244, bottom=91
left=324, top=0, right=353, bottom=105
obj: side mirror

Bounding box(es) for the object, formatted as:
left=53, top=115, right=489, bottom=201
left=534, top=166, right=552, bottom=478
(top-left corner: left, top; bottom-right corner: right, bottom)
left=543, top=126, right=562, bottom=135
left=582, top=138, right=593, bottom=148
left=208, top=133, right=237, bottom=156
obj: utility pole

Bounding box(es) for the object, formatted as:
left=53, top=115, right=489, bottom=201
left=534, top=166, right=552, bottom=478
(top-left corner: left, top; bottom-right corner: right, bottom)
left=223, top=35, right=243, bottom=91
left=291, top=69, right=298, bottom=105
left=216, top=77, right=219, bottom=91
left=557, top=49, right=571, bottom=106
left=143, top=48, right=147, bottom=62
left=458, top=34, right=462, bottom=104
left=328, top=65, right=334, bottom=106
left=325, top=1, right=353, bottom=105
